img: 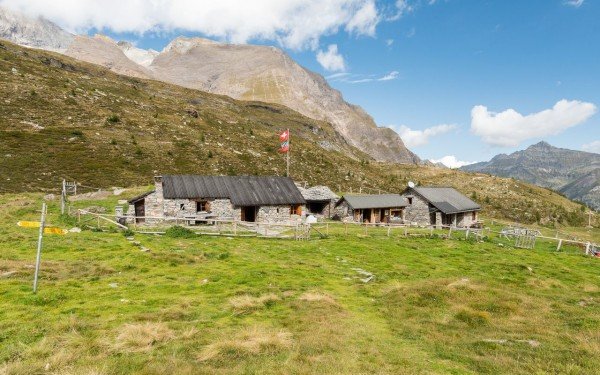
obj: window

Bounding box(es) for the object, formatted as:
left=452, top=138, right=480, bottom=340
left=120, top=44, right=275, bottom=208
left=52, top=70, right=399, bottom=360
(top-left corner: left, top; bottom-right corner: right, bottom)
left=290, top=204, right=302, bottom=215
left=196, top=200, right=209, bottom=212
left=407, top=197, right=413, bottom=205
left=472, top=211, right=477, bottom=220
left=179, top=204, right=185, bottom=211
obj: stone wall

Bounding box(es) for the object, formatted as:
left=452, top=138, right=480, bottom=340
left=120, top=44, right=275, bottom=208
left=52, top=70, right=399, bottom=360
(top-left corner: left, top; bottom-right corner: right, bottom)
left=332, top=200, right=353, bottom=222
left=402, top=194, right=432, bottom=225
left=256, top=205, right=304, bottom=224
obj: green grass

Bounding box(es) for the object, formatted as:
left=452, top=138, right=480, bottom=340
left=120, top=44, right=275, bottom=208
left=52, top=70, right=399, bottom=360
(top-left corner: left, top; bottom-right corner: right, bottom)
left=1, top=192, right=599, bottom=374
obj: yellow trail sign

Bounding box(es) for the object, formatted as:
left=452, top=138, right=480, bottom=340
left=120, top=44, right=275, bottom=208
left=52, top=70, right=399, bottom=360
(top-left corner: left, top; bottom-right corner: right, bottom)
left=17, top=221, right=41, bottom=228
left=17, top=221, right=67, bottom=235
left=44, top=227, right=68, bottom=235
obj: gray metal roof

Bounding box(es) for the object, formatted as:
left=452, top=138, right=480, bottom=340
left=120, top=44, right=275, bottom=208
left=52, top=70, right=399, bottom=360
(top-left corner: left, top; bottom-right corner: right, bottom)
left=161, top=175, right=306, bottom=206
left=337, top=194, right=408, bottom=210
left=410, top=187, right=480, bottom=214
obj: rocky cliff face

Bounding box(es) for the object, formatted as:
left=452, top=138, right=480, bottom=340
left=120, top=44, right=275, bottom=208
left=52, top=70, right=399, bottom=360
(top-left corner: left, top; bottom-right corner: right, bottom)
left=462, top=141, right=600, bottom=209
left=150, top=37, right=419, bottom=164
left=0, top=7, right=419, bottom=164
left=0, top=7, right=72, bottom=52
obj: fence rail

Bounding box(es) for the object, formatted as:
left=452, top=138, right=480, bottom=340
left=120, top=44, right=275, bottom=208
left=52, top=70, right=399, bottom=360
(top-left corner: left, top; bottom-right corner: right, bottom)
left=73, top=210, right=598, bottom=256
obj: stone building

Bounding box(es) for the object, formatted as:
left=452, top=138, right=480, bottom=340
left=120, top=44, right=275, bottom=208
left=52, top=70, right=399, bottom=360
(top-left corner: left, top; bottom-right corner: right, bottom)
left=402, top=186, right=480, bottom=227
left=297, top=185, right=339, bottom=218
left=333, top=194, right=408, bottom=223
left=127, top=175, right=306, bottom=224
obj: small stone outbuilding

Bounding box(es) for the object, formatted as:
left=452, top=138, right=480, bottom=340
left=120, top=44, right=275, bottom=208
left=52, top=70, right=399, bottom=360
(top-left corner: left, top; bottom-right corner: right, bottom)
left=297, top=185, right=339, bottom=218
left=402, top=186, right=480, bottom=227
left=333, top=194, right=408, bottom=223
left=127, top=175, right=306, bottom=224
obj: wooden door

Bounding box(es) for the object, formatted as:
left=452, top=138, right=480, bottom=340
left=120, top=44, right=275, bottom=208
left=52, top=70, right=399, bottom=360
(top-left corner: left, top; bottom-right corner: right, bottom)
left=134, top=200, right=145, bottom=223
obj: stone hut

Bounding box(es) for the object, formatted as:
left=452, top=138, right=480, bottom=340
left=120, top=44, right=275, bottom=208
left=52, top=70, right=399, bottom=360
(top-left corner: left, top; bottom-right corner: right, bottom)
left=127, top=175, right=306, bottom=224
left=297, top=185, right=339, bottom=218
left=402, top=186, right=480, bottom=227
left=333, top=194, right=408, bottom=223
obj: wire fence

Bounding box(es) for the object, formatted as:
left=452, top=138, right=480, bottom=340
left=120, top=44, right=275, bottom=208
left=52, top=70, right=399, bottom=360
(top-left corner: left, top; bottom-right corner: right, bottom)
left=73, top=209, right=598, bottom=256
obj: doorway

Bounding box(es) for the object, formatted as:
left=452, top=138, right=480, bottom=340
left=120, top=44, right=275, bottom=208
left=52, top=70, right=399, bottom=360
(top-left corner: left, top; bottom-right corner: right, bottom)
left=241, top=206, right=257, bottom=222
left=362, top=209, right=372, bottom=223
left=134, top=199, right=145, bottom=223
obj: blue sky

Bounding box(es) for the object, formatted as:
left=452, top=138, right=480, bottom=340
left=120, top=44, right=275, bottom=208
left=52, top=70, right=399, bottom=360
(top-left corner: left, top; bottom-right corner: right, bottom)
left=5, top=0, right=599, bottom=166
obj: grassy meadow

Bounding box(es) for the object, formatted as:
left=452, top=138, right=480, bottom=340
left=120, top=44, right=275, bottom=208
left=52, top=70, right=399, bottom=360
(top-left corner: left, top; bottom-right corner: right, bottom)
left=1, top=191, right=600, bottom=374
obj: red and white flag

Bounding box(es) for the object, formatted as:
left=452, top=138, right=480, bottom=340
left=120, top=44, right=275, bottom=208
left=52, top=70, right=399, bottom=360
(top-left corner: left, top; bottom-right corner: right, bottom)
left=278, top=129, right=290, bottom=153
left=279, top=129, right=289, bottom=142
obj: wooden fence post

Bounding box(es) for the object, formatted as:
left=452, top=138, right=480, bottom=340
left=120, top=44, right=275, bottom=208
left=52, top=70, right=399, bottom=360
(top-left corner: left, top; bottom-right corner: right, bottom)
left=556, top=239, right=562, bottom=251
left=387, top=225, right=391, bottom=237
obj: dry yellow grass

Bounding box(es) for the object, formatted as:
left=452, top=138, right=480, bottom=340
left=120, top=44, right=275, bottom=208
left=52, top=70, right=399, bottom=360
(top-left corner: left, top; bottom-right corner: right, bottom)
left=228, top=293, right=280, bottom=313
left=298, top=292, right=338, bottom=306
left=113, top=322, right=174, bottom=353
left=197, top=326, right=293, bottom=362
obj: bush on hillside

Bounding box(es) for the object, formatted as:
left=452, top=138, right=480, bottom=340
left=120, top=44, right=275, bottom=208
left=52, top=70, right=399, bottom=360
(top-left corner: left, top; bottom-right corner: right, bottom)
left=165, top=225, right=196, bottom=238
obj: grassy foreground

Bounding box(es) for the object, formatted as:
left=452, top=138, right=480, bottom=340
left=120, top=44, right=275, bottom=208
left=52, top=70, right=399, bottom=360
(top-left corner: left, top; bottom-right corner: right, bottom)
left=1, top=193, right=600, bottom=374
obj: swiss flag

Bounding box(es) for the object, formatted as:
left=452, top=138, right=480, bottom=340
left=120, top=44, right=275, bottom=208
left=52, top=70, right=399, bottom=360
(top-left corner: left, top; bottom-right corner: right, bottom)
left=279, top=140, right=289, bottom=153
left=279, top=129, right=289, bottom=142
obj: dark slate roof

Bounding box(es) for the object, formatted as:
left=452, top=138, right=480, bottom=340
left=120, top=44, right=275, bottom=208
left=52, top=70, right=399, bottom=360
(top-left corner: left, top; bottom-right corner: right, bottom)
left=336, top=194, right=408, bottom=210
left=161, top=175, right=306, bottom=206
left=410, top=187, right=480, bottom=214
left=128, top=190, right=155, bottom=204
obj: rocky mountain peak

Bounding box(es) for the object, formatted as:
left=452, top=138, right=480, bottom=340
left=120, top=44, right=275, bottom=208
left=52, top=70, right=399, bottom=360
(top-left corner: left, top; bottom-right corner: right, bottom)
left=0, top=6, right=73, bottom=52
left=528, top=141, right=554, bottom=150
left=0, top=6, right=420, bottom=164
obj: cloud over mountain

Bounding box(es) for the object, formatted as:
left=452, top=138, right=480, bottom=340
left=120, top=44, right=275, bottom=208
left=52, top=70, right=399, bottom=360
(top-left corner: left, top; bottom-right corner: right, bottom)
left=0, top=0, right=380, bottom=51
left=471, top=99, right=597, bottom=147
left=395, top=123, right=456, bottom=148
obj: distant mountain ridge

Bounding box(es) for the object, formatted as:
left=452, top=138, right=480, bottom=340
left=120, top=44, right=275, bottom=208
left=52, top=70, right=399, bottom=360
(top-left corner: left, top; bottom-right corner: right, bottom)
left=462, top=141, right=600, bottom=209
left=0, top=6, right=419, bottom=164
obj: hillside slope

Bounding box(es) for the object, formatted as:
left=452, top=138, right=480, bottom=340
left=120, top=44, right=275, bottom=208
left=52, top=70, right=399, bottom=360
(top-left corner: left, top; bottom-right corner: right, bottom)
left=0, top=7, right=418, bottom=164
left=462, top=142, right=600, bottom=209
left=0, top=40, right=594, bottom=227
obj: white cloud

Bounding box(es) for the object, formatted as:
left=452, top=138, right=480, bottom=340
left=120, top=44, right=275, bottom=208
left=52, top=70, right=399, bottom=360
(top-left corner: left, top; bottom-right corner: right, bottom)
left=378, top=70, right=399, bottom=81
left=471, top=99, right=597, bottom=147
left=394, top=124, right=457, bottom=148
left=386, top=38, right=394, bottom=46
left=328, top=70, right=399, bottom=83
left=582, top=140, right=600, bottom=154
left=564, top=0, right=584, bottom=8
left=325, top=72, right=350, bottom=80
left=316, top=44, right=346, bottom=72
left=430, top=155, right=476, bottom=169
left=0, top=0, right=380, bottom=50
left=388, top=0, right=415, bottom=21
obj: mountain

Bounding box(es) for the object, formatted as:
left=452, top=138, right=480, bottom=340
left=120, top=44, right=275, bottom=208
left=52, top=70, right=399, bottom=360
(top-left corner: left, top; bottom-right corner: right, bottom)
left=0, top=6, right=72, bottom=52
left=462, top=141, right=600, bottom=209
left=0, top=40, right=593, bottom=228
left=0, top=7, right=419, bottom=164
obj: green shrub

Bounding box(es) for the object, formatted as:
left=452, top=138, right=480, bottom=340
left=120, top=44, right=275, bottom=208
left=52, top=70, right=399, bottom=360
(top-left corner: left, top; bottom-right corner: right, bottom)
left=122, top=229, right=134, bottom=237
left=107, top=114, right=120, bottom=123
left=165, top=225, right=196, bottom=238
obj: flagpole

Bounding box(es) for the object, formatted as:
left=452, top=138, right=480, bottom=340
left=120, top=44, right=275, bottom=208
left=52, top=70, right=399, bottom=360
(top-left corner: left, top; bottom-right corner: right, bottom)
left=286, top=128, right=290, bottom=177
